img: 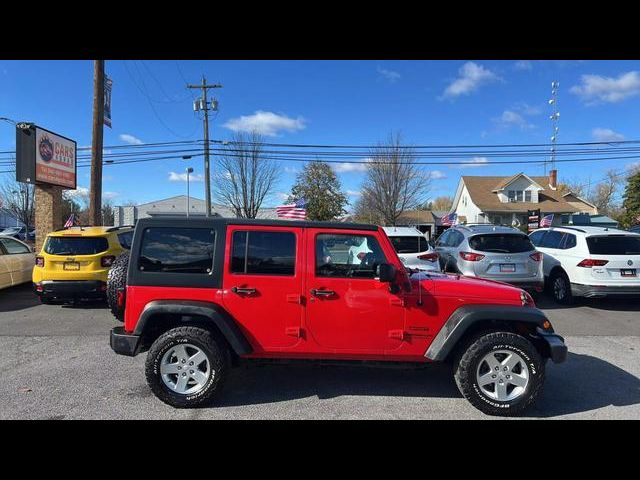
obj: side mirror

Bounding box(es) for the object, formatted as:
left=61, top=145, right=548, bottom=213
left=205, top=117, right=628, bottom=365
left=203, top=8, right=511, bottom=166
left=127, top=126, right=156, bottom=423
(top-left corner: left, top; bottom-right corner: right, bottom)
left=377, top=263, right=397, bottom=283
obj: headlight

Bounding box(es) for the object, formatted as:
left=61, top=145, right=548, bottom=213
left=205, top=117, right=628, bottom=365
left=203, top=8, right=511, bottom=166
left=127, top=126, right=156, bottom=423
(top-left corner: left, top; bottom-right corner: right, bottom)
left=520, top=290, right=534, bottom=307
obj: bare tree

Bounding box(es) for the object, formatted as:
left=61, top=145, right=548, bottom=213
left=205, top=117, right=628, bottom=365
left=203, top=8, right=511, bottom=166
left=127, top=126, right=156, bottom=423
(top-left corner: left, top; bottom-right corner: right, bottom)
left=359, top=133, right=430, bottom=225
left=213, top=132, right=279, bottom=218
left=0, top=176, right=35, bottom=227
left=588, top=169, right=622, bottom=215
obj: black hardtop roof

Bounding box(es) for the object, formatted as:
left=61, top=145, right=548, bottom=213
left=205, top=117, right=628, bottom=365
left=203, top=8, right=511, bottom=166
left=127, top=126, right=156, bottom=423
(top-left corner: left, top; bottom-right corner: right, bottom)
left=136, top=216, right=379, bottom=231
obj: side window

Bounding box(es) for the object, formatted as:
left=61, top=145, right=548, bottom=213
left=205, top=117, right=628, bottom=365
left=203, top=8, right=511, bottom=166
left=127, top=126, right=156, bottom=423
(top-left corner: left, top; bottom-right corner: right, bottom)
left=0, top=238, right=30, bottom=254
left=436, top=230, right=450, bottom=246
left=139, top=227, right=215, bottom=274
left=450, top=231, right=464, bottom=247
left=117, top=231, right=134, bottom=250
left=529, top=230, right=545, bottom=246
left=316, top=233, right=387, bottom=279
left=561, top=233, right=576, bottom=249
left=231, top=230, right=296, bottom=276
left=540, top=230, right=564, bottom=249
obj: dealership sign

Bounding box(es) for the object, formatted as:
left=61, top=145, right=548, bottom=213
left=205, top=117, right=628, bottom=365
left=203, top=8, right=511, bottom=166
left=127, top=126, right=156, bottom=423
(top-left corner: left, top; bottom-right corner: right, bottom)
left=16, top=124, right=77, bottom=189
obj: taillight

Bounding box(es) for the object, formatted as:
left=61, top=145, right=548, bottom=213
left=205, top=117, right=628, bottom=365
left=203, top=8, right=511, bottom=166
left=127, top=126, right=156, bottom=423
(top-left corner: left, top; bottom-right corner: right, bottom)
left=417, top=252, right=439, bottom=262
left=117, top=289, right=125, bottom=308
left=35, top=283, right=43, bottom=293
left=529, top=252, right=542, bottom=262
left=35, top=256, right=44, bottom=267
left=459, top=252, right=485, bottom=261
left=101, top=255, right=116, bottom=267
left=577, top=259, right=609, bottom=268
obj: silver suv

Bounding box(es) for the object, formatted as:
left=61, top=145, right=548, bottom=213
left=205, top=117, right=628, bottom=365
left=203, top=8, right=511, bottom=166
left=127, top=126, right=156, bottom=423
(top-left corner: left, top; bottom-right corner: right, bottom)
left=433, top=224, right=543, bottom=291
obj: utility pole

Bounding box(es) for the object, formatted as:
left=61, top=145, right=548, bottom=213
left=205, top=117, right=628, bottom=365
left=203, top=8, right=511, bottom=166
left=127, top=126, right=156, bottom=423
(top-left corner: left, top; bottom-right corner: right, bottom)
left=188, top=76, right=221, bottom=217
left=89, top=60, right=105, bottom=226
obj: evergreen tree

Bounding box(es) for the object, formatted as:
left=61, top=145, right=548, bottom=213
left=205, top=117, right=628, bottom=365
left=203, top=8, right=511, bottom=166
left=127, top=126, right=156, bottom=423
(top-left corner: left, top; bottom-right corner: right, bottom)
left=289, top=161, right=348, bottom=221
left=622, top=170, right=640, bottom=228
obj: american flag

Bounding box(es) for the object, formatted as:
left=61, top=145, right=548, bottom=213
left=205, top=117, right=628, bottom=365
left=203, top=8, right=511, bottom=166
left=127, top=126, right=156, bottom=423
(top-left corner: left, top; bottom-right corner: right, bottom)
left=540, top=214, right=554, bottom=228
left=440, top=212, right=457, bottom=226
left=64, top=213, right=75, bottom=228
left=276, top=198, right=307, bottom=220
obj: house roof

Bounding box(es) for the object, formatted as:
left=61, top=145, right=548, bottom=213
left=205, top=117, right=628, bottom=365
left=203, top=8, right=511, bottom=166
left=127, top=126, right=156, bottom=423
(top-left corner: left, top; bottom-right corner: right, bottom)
left=396, top=210, right=436, bottom=225
left=462, top=176, right=576, bottom=213
left=491, top=173, right=544, bottom=192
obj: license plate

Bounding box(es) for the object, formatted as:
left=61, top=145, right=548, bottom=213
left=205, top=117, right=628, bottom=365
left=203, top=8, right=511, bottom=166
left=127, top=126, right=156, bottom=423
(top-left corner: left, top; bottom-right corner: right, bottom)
left=621, top=269, right=637, bottom=277
left=500, top=263, right=516, bottom=273
left=63, top=262, right=80, bottom=271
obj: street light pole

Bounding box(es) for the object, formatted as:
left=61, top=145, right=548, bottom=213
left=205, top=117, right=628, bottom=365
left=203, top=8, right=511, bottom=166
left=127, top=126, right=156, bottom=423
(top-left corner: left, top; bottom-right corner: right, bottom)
left=186, top=167, right=194, bottom=217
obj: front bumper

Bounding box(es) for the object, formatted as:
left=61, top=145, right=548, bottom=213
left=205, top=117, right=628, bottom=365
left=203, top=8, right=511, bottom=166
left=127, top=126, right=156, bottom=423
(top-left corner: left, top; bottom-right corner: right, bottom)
left=535, top=327, right=568, bottom=363
left=110, top=326, right=140, bottom=357
left=35, top=280, right=106, bottom=299
left=571, top=283, right=640, bottom=298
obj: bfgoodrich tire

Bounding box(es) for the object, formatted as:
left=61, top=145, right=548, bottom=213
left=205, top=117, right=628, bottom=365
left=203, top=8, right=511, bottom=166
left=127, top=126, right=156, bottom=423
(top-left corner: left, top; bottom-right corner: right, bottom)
left=454, top=331, right=545, bottom=417
left=106, top=251, right=129, bottom=321
left=145, top=326, right=229, bottom=408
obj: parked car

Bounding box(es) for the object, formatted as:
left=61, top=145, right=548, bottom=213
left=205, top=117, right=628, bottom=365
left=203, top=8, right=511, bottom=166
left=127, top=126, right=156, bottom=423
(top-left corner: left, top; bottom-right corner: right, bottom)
left=0, top=226, right=34, bottom=242
left=529, top=226, right=640, bottom=304
left=109, top=217, right=567, bottom=416
left=629, top=225, right=640, bottom=234
left=433, top=224, right=544, bottom=292
left=0, top=235, right=35, bottom=290
left=32, top=225, right=134, bottom=303
left=382, top=226, right=439, bottom=272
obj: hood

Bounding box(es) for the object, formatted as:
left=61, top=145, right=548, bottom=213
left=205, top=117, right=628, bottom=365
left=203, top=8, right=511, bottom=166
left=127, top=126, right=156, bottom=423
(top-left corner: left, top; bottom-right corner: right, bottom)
left=409, top=271, right=523, bottom=302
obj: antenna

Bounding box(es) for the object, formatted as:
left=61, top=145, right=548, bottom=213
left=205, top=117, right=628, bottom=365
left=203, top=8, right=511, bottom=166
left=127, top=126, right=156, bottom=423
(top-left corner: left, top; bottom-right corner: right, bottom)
left=547, top=80, right=560, bottom=174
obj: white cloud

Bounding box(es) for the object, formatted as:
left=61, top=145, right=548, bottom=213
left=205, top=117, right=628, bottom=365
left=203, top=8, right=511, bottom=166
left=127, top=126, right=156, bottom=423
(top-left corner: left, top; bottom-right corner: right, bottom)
left=346, top=190, right=362, bottom=197
left=570, top=71, right=640, bottom=104
left=223, top=111, right=306, bottom=137
left=514, top=102, right=542, bottom=116
left=119, top=134, right=143, bottom=145
left=276, top=192, right=290, bottom=201
left=428, top=170, right=447, bottom=180
left=377, top=66, right=401, bottom=82
left=284, top=166, right=299, bottom=174
left=514, top=60, right=533, bottom=71
left=457, top=157, right=489, bottom=169
left=592, top=128, right=625, bottom=142
left=103, top=191, right=119, bottom=200
left=494, top=110, right=534, bottom=130
left=66, top=186, right=89, bottom=198
left=168, top=171, right=204, bottom=182
left=441, top=62, right=501, bottom=99
left=333, top=159, right=370, bottom=173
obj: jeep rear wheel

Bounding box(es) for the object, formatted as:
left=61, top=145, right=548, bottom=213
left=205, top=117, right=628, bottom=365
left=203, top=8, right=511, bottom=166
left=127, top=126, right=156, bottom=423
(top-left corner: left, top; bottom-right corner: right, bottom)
left=454, top=331, right=545, bottom=416
left=145, top=326, right=229, bottom=408
left=106, top=251, right=129, bottom=321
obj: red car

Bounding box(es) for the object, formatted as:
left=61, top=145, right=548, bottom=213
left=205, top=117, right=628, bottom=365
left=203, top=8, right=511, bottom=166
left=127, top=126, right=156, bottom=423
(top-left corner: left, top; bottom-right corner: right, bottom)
left=109, top=217, right=567, bottom=416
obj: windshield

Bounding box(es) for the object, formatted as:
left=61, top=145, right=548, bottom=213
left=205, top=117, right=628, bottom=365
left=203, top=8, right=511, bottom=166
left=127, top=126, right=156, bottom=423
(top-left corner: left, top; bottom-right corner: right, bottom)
left=388, top=236, right=428, bottom=254
left=587, top=235, right=640, bottom=255
left=469, top=234, right=535, bottom=253
left=44, top=236, right=109, bottom=255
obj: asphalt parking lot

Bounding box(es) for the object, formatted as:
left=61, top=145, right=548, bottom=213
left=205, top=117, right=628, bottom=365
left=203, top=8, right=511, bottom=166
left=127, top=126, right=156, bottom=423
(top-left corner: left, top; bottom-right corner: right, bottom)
left=1, top=283, right=639, bottom=419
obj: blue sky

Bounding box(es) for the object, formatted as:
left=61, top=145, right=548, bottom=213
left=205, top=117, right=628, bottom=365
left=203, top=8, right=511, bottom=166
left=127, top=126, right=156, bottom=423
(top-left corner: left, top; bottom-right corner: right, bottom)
left=2, top=60, right=640, bottom=209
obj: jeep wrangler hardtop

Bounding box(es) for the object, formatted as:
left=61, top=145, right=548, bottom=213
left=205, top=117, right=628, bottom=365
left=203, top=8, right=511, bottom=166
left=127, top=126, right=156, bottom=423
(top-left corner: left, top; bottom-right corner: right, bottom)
left=109, top=217, right=567, bottom=416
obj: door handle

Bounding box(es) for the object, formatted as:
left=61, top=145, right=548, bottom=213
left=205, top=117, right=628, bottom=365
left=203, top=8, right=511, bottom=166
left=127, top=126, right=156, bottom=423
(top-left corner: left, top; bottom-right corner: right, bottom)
left=231, top=286, right=256, bottom=295
left=310, top=289, right=335, bottom=297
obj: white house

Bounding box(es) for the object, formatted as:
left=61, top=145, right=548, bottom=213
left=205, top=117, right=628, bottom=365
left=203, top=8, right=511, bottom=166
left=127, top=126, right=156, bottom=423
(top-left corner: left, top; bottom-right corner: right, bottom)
left=451, top=170, right=597, bottom=227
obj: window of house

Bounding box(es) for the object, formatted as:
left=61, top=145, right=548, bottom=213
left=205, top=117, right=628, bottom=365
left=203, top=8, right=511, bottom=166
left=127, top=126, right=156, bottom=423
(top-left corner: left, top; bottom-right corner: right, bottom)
left=525, top=190, right=532, bottom=202
left=231, top=230, right=296, bottom=276
left=516, top=191, right=524, bottom=202
left=508, top=190, right=516, bottom=201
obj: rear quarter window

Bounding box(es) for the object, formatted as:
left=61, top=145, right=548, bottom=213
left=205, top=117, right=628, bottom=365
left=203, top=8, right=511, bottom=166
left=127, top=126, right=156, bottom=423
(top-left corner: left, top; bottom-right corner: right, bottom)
left=44, top=236, right=109, bottom=255
left=388, top=235, right=428, bottom=253
left=139, top=227, right=215, bottom=274
left=469, top=234, right=534, bottom=253
left=586, top=235, right=640, bottom=255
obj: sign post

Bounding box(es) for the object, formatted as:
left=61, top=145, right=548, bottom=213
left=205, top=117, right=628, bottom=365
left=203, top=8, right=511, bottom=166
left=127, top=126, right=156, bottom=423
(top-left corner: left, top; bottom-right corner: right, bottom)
left=15, top=124, right=77, bottom=251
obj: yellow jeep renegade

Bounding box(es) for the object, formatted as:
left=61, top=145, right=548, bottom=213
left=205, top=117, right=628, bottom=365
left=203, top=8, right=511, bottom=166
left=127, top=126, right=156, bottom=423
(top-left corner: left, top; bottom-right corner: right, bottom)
left=33, top=226, right=134, bottom=303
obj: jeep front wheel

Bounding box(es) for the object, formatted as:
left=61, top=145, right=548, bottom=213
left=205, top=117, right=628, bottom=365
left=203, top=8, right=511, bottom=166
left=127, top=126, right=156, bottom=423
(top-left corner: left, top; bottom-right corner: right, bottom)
left=145, top=326, right=229, bottom=408
left=454, top=331, right=545, bottom=416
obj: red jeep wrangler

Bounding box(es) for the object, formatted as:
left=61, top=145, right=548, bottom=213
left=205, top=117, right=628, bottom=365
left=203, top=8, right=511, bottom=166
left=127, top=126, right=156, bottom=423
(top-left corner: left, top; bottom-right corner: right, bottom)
left=109, top=217, right=567, bottom=416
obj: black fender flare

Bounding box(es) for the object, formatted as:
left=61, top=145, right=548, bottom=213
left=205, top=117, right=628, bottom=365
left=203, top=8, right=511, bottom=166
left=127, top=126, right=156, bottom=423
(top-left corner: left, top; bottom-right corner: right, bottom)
left=134, top=300, right=252, bottom=356
left=425, top=305, right=550, bottom=362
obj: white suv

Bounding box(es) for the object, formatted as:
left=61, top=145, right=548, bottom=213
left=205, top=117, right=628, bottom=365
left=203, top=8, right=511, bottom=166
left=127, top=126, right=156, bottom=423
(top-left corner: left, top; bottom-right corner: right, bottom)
left=382, top=226, right=439, bottom=272
left=529, top=226, right=640, bottom=304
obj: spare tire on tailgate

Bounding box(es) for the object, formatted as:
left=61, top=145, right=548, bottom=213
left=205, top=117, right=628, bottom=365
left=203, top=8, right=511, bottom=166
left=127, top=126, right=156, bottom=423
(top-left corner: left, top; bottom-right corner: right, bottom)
left=107, top=251, right=130, bottom=322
